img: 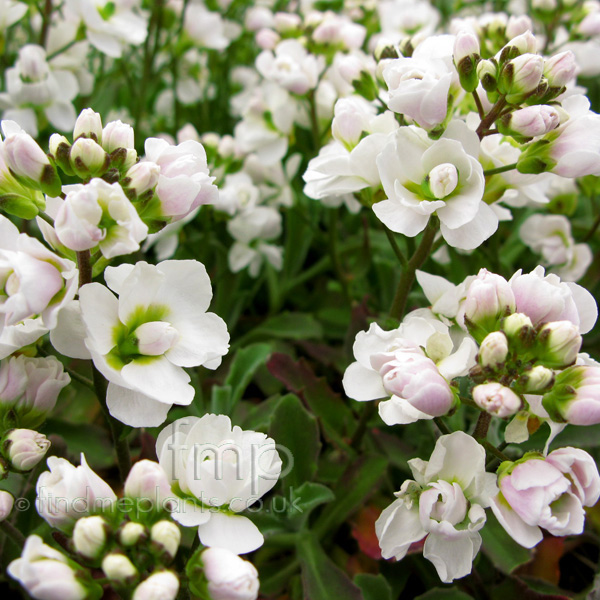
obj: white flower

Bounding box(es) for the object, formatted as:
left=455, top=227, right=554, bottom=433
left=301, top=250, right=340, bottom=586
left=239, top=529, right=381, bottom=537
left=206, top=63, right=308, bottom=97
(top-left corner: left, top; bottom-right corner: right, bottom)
left=0, top=1, right=27, bottom=29
left=144, top=137, right=218, bottom=222
left=343, top=316, right=476, bottom=425
left=382, top=35, right=456, bottom=130
left=8, top=535, right=91, bottom=600
left=374, top=122, right=495, bottom=250
left=36, top=454, right=117, bottom=532
left=156, top=414, right=282, bottom=554
left=491, top=449, right=600, bottom=548
left=184, top=4, right=235, bottom=50
left=0, top=215, right=78, bottom=336
left=256, top=39, right=325, bottom=95
left=64, top=0, right=148, bottom=58
left=49, top=179, right=148, bottom=258
left=509, top=265, right=597, bottom=333
left=0, top=46, right=78, bottom=136
left=201, top=547, right=259, bottom=600
left=376, top=432, right=497, bottom=583
left=79, top=260, right=229, bottom=427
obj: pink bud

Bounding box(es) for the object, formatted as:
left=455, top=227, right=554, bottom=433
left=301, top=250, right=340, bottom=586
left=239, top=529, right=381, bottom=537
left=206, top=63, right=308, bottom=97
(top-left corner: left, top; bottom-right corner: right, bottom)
left=544, top=51, right=577, bottom=87
left=473, top=383, right=522, bottom=417
left=73, top=109, right=103, bottom=142
left=255, top=28, right=280, bottom=50
left=454, top=31, right=480, bottom=63
left=478, top=332, right=509, bottom=369
left=508, top=105, right=560, bottom=137
left=5, top=429, right=50, bottom=471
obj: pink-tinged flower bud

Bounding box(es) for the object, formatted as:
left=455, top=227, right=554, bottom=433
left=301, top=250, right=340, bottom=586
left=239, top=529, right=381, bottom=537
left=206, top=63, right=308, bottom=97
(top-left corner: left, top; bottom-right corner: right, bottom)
left=132, top=571, right=179, bottom=600
left=120, top=522, right=147, bottom=546
left=49, top=133, right=73, bottom=175
left=73, top=108, right=103, bottom=143
left=201, top=547, right=259, bottom=600
left=102, top=553, right=138, bottom=582
left=453, top=31, right=480, bottom=63
left=478, top=331, right=509, bottom=369
left=543, top=51, right=577, bottom=88
left=73, top=515, right=107, bottom=559
left=499, top=54, right=544, bottom=102
left=536, top=320, right=582, bottom=368
left=473, top=383, right=522, bottom=418
left=578, top=11, right=600, bottom=36
left=543, top=365, right=600, bottom=425
left=0, top=491, right=13, bottom=521
left=245, top=6, right=274, bottom=31
left=273, top=12, right=301, bottom=33
left=123, top=161, right=160, bottom=197
left=506, top=15, right=533, bottom=39
left=8, top=535, right=100, bottom=600
left=501, top=105, right=560, bottom=138
left=428, top=163, right=459, bottom=199
left=256, top=28, right=280, bottom=50
left=150, top=521, right=180, bottom=560
left=1, top=122, right=61, bottom=197
left=102, top=120, right=134, bottom=152
left=503, top=30, right=537, bottom=56
left=546, top=447, right=600, bottom=507
left=521, top=365, right=554, bottom=393
left=464, top=269, right=516, bottom=341
left=134, top=322, right=179, bottom=356
left=69, top=138, right=109, bottom=178
left=124, top=460, right=173, bottom=509
left=4, top=429, right=50, bottom=471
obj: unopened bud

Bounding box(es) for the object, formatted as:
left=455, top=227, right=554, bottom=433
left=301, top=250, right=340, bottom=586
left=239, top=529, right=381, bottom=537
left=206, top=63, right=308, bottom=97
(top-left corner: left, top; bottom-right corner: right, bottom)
left=133, top=322, right=179, bottom=356
left=123, top=162, right=160, bottom=198
left=70, top=138, right=110, bottom=178
left=73, top=109, right=103, bottom=143
left=473, top=382, right=522, bottom=418
left=3, top=429, right=50, bottom=471
left=150, top=521, right=180, bottom=560
left=501, top=30, right=537, bottom=60
left=132, top=571, right=179, bottom=600
left=499, top=54, right=544, bottom=103
left=477, top=59, right=498, bottom=92
left=499, top=105, right=560, bottom=138
left=427, top=163, right=459, bottom=199
left=0, top=491, right=14, bottom=521
left=49, top=134, right=74, bottom=175
left=543, top=51, right=577, bottom=88
left=73, top=515, right=107, bottom=559
left=501, top=312, right=534, bottom=341
left=102, top=120, right=134, bottom=152
left=536, top=320, right=582, bottom=368
left=521, top=365, right=554, bottom=393
left=102, top=553, right=138, bottom=582
left=120, top=522, right=147, bottom=546
left=454, top=31, right=480, bottom=92
left=478, top=331, right=509, bottom=369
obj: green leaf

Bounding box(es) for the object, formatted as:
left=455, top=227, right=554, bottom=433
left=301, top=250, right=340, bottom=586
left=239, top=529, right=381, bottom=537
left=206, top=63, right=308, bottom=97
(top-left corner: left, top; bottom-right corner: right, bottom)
left=480, top=511, right=532, bottom=574
left=269, top=394, right=321, bottom=489
left=267, top=353, right=354, bottom=447
left=225, top=343, right=272, bottom=406
left=209, top=384, right=233, bottom=415
left=415, top=588, right=475, bottom=600
left=313, top=455, right=387, bottom=539
left=44, top=420, right=113, bottom=468
left=297, top=533, right=364, bottom=600
left=247, top=313, right=323, bottom=341
left=286, top=482, right=335, bottom=529
left=354, top=574, right=393, bottom=600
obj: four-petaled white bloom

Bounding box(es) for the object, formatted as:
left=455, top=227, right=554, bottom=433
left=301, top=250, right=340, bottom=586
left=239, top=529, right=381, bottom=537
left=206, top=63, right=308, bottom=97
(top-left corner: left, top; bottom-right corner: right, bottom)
left=376, top=432, right=498, bottom=582
left=373, top=122, right=496, bottom=250
left=156, top=414, right=282, bottom=554
left=78, top=260, right=229, bottom=427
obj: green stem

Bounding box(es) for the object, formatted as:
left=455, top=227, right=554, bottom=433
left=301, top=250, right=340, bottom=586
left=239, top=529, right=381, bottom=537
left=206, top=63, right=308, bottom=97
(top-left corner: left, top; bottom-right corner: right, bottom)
left=349, top=402, right=376, bottom=449
left=0, top=520, right=26, bottom=549
left=328, top=209, right=350, bottom=301
left=308, top=90, right=321, bottom=152
left=46, top=39, right=78, bottom=61
left=482, top=440, right=511, bottom=463
left=389, top=220, right=438, bottom=320
left=382, top=224, right=408, bottom=268
left=434, top=417, right=453, bottom=435
left=483, top=163, right=518, bottom=177
left=91, top=365, right=131, bottom=483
